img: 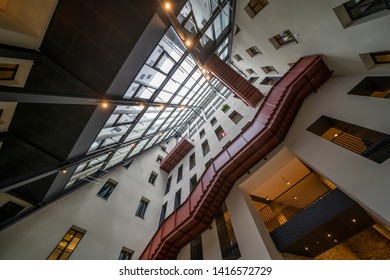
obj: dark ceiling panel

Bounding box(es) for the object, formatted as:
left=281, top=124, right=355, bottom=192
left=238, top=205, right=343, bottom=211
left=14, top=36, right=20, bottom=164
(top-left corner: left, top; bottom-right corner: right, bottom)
left=9, top=103, right=96, bottom=161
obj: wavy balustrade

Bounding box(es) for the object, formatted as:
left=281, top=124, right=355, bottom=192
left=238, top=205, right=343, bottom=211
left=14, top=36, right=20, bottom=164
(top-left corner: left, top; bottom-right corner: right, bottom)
left=139, top=55, right=332, bottom=259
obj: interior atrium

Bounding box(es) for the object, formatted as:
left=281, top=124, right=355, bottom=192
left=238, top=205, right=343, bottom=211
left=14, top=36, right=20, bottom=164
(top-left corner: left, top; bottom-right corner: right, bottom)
left=0, top=0, right=390, bottom=260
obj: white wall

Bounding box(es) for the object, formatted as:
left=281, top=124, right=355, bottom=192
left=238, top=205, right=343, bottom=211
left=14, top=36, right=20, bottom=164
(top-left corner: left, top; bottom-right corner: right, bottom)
left=0, top=147, right=166, bottom=260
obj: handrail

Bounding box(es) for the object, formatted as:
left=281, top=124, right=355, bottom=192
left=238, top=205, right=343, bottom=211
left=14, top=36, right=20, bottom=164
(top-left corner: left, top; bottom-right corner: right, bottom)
left=139, top=55, right=331, bottom=259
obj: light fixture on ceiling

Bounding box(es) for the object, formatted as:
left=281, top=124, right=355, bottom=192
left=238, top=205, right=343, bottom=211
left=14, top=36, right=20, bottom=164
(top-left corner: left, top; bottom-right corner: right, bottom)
left=164, top=1, right=172, bottom=10
left=304, top=247, right=309, bottom=251
left=327, top=233, right=331, bottom=237
left=352, top=218, right=357, bottom=223
left=185, top=39, right=192, bottom=47
left=101, top=101, right=109, bottom=108
left=61, top=169, right=67, bottom=174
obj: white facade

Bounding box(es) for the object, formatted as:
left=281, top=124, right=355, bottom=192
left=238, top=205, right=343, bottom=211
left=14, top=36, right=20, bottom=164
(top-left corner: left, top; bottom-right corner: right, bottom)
left=0, top=0, right=390, bottom=260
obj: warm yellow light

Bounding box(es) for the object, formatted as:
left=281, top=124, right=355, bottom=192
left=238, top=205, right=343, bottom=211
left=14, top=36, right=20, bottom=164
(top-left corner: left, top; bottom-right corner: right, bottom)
left=180, top=106, right=185, bottom=111
left=201, top=68, right=207, bottom=74
left=185, top=39, right=192, bottom=47
left=101, top=102, right=109, bottom=108
left=62, top=169, right=67, bottom=174
left=164, top=1, right=171, bottom=10
left=206, top=75, right=211, bottom=81
left=160, top=104, right=165, bottom=110
left=139, top=103, right=145, bottom=108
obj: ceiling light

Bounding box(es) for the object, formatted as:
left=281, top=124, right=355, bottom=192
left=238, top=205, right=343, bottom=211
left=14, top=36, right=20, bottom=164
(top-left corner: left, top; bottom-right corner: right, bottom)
left=101, top=102, right=109, bottom=108
left=180, top=106, right=185, bottom=111
left=327, top=233, right=331, bottom=237
left=352, top=218, right=357, bottom=223
left=333, top=239, right=338, bottom=243
left=201, top=68, right=207, bottom=74
left=62, top=169, right=67, bottom=174
left=304, top=247, right=309, bottom=251
left=293, top=196, right=297, bottom=199
left=164, top=1, right=171, bottom=10
left=160, top=104, right=165, bottom=110
left=287, top=181, right=290, bottom=185
left=185, top=39, right=192, bottom=47
left=266, top=197, right=269, bottom=201
left=334, top=134, right=338, bottom=137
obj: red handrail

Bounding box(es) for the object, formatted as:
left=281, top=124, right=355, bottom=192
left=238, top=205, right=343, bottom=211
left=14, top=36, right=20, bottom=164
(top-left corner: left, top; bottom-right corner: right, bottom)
left=140, top=55, right=331, bottom=259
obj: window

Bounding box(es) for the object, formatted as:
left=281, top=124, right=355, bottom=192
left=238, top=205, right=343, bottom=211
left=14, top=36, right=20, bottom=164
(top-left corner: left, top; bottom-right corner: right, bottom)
left=47, top=226, right=86, bottom=260
left=177, top=164, right=183, bottom=182
left=148, top=171, right=158, bottom=185
left=118, top=247, right=134, bottom=260
left=202, top=140, right=210, bottom=156
left=0, top=201, right=24, bottom=223
left=333, top=0, right=390, bottom=28
left=370, top=50, right=390, bottom=64
left=0, top=63, right=19, bottom=80
left=165, top=176, right=172, bottom=195
left=174, top=189, right=181, bottom=210
left=260, top=76, right=281, bottom=85
left=229, top=111, right=243, bottom=124
left=245, top=0, right=269, bottom=18
left=307, top=116, right=390, bottom=164
left=221, top=104, right=230, bottom=112
left=215, top=125, right=226, bottom=141
left=189, top=152, right=196, bottom=170
left=246, top=68, right=256, bottom=75
left=160, top=145, right=167, bottom=152
left=199, top=129, right=205, bottom=139
left=215, top=204, right=241, bottom=260
left=159, top=202, right=167, bottom=227
left=246, top=46, right=262, bottom=57
left=136, top=197, right=149, bottom=218
left=190, top=174, right=197, bottom=192
left=156, top=155, right=163, bottom=163
left=269, top=30, right=297, bottom=49
left=190, top=234, right=204, bottom=260
left=234, top=24, right=241, bottom=36
left=359, top=50, right=390, bottom=69
left=210, top=117, right=217, bottom=126
left=261, top=66, right=277, bottom=74
left=205, top=158, right=213, bottom=168
left=97, top=179, right=118, bottom=200
left=248, top=76, right=259, bottom=84
left=347, top=76, right=390, bottom=98
left=233, top=54, right=243, bottom=62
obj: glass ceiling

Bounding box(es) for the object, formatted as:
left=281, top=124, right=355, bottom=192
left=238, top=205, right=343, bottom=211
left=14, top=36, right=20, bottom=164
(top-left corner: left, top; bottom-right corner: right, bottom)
left=66, top=0, right=233, bottom=188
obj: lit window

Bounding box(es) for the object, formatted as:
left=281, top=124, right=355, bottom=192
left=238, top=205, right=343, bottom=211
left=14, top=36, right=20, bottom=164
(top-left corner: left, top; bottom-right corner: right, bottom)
left=202, top=140, right=210, bottom=156
left=347, top=76, right=390, bottom=99
left=165, top=176, right=172, bottom=195
left=97, top=179, right=118, bottom=200
left=307, top=116, right=390, bottom=164
left=370, top=50, right=390, bottom=64
left=245, top=0, right=269, bottom=18
left=189, top=152, right=196, bottom=170
left=246, top=46, right=262, bottom=57
left=135, top=197, right=149, bottom=218
left=148, top=171, right=158, bottom=185
left=0, top=63, right=18, bottom=80
left=47, top=226, right=86, bottom=260
left=229, top=111, right=243, bottom=124
left=177, top=164, right=183, bottom=182
left=118, top=247, right=134, bottom=260
left=174, top=189, right=181, bottom=210
left=215, top=126, right=226, bottom=141
left=269, top=30, right=297, bottom=49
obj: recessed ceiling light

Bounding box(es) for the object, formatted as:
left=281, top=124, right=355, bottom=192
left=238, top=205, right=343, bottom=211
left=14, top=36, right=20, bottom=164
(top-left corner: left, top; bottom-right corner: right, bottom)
left=185, top=39, right=192, bottom=47
left=164, top=2, right=171, bottom=10
left=101, top=102, right=109, bottom=108
left=62, top=169, right=67, bottom=174
left=293, top=196, right=297, bottom=199
left=352, top=218, right=357, bottom=223
left=327, top=233, right=331, bottom=237
left=304, top=247, right=309, bottom=251
left=334, top=134, right=338, bottom=137
left=333, top=239, right=338, bottom=243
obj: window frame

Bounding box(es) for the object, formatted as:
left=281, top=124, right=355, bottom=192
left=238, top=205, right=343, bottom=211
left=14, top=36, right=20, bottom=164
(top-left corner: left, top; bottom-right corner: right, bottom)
left=47, top=226, right=86, bottom=260
left=118, top=247, right=134, bottom=260
left=135, top=197, right=149, bottom=219
left=148, top=171, right=158, bottom=185
left=97, top=179, right=118, bottom=200
left=202, top=140, right=210, bottom=156
left=177, top=164, right=183, bottom=183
